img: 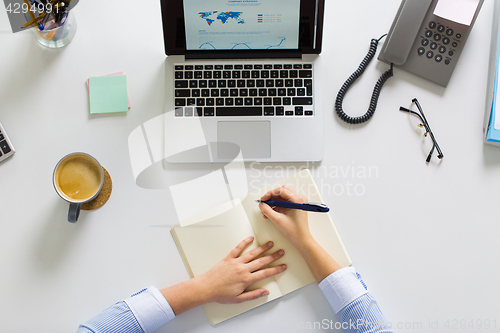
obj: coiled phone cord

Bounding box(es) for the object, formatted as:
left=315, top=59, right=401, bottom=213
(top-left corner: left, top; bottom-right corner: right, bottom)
left=335, top=35, right=394, bottom=124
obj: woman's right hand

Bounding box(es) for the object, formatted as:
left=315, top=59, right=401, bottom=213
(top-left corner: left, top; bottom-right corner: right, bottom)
left=258, top=185, right=314, bottom=249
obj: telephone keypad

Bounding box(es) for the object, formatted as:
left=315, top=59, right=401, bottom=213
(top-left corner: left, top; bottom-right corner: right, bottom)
left=419, top=20, right=461, bottom=67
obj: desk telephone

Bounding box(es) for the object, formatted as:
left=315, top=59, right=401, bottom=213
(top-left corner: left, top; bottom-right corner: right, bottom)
left=336, top=0, right=484, bottom=124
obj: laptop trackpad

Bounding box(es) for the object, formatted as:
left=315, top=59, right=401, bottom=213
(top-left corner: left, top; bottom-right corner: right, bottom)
left=217, top=121, right=271, bottom=159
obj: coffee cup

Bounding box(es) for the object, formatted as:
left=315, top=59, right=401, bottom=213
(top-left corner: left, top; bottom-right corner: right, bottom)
left=53, top=152, right=104, bottom=222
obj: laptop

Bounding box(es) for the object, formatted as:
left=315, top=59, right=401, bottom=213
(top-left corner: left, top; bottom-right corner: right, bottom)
left=160, top=0, right=325, bottom=163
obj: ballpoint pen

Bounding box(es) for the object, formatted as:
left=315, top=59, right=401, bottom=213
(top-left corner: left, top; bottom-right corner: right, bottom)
left=255, top=200, right=330, bottom=213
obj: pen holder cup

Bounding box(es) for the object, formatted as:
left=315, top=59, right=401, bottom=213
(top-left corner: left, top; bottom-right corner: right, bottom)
left=26, top=11, right=77, bottom=48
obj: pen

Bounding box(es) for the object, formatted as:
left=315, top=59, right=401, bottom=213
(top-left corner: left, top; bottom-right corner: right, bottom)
left=255, top=200, right=330, bottom=213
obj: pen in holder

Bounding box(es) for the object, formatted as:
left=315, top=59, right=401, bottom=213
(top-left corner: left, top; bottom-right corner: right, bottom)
left=22, top=1, right=77, bottom=48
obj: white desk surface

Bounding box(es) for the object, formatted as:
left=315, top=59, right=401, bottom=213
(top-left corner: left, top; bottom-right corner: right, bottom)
left=1, top=1, right=499, bottom=332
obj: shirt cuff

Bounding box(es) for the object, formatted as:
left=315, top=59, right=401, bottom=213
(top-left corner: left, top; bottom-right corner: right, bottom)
left=318, top=267, right=368, bottom=314
left=124, top=286, right=176, bottom=333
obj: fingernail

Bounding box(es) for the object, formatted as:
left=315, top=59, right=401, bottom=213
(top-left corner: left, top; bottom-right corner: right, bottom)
left=281, top=264, right=287, bottom=270
left=278, top=250, right=284, bottom=256
left=262, top=291, right=269, bottom=296
left=259, top=203, right=263, bottom=209
left=267, top=241, right=273, bottom=247
left=247, top=236, right=254, bottom=242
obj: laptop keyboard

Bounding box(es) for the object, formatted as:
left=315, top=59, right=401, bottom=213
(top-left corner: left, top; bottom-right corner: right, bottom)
left=174, top=63, right=313, bottom=117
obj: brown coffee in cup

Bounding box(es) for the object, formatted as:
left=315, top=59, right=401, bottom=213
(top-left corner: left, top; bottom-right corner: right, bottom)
left=53, top=153, right=104, bottom=222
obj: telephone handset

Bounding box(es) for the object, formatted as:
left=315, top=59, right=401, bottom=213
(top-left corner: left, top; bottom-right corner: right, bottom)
left=335, top=0, right=484, bottom=125
left=378, top=0, right=484, bottom=87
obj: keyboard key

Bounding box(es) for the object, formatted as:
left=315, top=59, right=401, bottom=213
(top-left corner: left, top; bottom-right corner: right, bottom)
left=292, top=97, right=313, bottom=105
left=232, top=71, right=241, bottom=79
left=226, top=98, right=234, bottom=106
left=185, top=107, right=194, bottom=117
left=175, top=80, right=188, bottom=88
left=204, top=71, right=212, bottom=79
left=206, top=98, right=215, bottom=106
left=254, top=65, right=263, bottom=69
left=259, top=88, right=267, bottom=96
left=247, top=80, right=255, bottom=87
left=283, top=97, right=291, bottom=105
left=284, top=64, right=293, bottom=69
left=185, top=72, right=193, bottom=79
left=261, top=71, right=269, bottom=78
left=268, top=88, right=277, bottom=96
left=305, top=110, right=313, bottom=116
left=297, top=88, right=306, bottom=96
left=274, top=64, right=283, bottom=69
left=285, top=110, right=293, bottom=116
left=230, top=89, right=238, bottom=96
left=295, top=79, right=303, bottom=87
left=211, top=89, right=219, bottom=97
left=175, top=65, right=184, bottom=70
left=175, top=108, right=183, bottom=117
left=244, top=64, right=253, bottom=69
left=175, top=89, right=190, bottom=97
left=249, top=89, right=258, bottom=96
left=216, top=107, right=262, bottom=116
left=264, top=98, right=272, bottom=105
left=189, top=80, right=197, bottom=88
left=216, top=98, right=225, bottom=106
left=195, top=65, right=203, bottom=70
left=205, top=65, right=213, bottom=70
left=240, top=89, right=248, bottom=96
left=215, top=65, right=223, bottom=70
left=202, top=89, right=210, bottom=97
left=237, top=80, right=246, bottom=87
left=235, top=98, right=244, bottom=105
left=295, top=106, right=304, bottom=116
left=187, top=98, right=195, bottom=106
left=194, top=71, right=203, bottom=79
left=271, top=71, right=279, bottom=78
left=185, top=65, right=193, bottom=70
left=276, top=106, right=285, bottom=116
left=195, top=107, right=203, bottom=116
left=290, top=70, right=298, bottom=78
left=223, top=71, right=231, bottom=78
left=256, top=80, right=265, bottom=87
left=264, top=107, right=274, bottom=116
left=294, top=64, right=303, bottom=69
left=275, top=79, right=284, bottom=87
left=234, top=65, right=243, bottom=69
left=266, top=80, right=274, bottom=87
left=0, top=134, right=3, bottom=141
left=304, top=64, right=312, bottom=69
left=199, top=80, right=207, bottom=88
left=204, top=107, right=215, bottom=116
left=228, top=80, right=236, bottom=87
left=175, top=72, right=183, bottom=79
left=218, top=80, right=227, bottom=88
left=285, top=79, right=294, bottom=87
left=209, top=80, right=217, bottom=88
left=254, top=97, right=263, bottom=105
left=245, top=98, right=253, bottom=105
left=273, top=97, right=281, bottom=105
left=221, top=89, right=229, bottom=97
left=280, top=70, right=288, bottom=78
left=287, top=88, right=296, bottom=96
left=264, top=65, right=273, bottom=69
left=299, top=70, right=313, bottom=78
left=305, top=79, right=313, bottom=96
left=242, top=71, right=251, bottom=78
left=278, top=88, right=287, bottom=96
left=192, top=89, right=200, bottom=97
left=252, top=71, right=260, bottom=78
left=175, top=99, right=186, bottom=106
left=214, top=71, right=222, bottom=79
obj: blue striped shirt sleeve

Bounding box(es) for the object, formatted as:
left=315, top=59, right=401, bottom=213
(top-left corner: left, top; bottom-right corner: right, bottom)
left=318, top=267, right=393, bottom=333
left=77, top=286, right=175, bottom=333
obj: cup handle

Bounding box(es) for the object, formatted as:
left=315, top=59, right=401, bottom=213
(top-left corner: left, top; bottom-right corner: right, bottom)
left=68, top=203, right=82, bottom=223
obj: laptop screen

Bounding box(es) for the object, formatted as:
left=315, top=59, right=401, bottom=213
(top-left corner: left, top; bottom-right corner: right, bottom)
left=183, top=0, right=301, bottom=51
left=161, top=0, right=325, bottom=57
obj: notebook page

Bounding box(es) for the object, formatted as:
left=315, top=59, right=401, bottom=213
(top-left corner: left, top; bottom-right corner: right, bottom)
left=171, top=202, right=282, bottom=325
left=241, top=169, right=352, bottom=295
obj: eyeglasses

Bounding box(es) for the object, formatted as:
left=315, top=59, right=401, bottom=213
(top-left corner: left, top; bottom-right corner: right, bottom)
left=399, top=98, right=444, bottom=163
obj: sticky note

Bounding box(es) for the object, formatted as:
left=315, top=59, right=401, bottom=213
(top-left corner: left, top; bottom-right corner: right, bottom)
left=86, top=72, right=131, bottom=109
left=89, top=75, right=129, bottom=114
left=433, top=0, right=480, bottom=26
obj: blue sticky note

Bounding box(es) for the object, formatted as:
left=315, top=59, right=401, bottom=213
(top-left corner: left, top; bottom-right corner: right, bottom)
left=89, top=75, right=129, bottom=114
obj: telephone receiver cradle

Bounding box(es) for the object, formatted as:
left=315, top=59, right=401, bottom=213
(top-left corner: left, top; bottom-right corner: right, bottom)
left=378, top=0, right=484, bottom=87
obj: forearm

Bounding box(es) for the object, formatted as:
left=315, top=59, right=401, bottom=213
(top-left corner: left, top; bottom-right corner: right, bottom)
left=295, top=236, right=342, bottom=283
left=160, top=277, right=210, bottom=315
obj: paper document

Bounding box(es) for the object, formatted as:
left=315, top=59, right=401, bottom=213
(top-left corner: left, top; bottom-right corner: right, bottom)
left=433, top=0, right=480, bottom=26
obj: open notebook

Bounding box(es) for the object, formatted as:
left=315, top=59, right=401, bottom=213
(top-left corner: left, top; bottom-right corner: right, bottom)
left=171, top=169, right=351, bottom=325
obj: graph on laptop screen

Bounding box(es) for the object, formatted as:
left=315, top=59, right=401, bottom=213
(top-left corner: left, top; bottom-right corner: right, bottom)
left=183, top=0, right=300, bottom=51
